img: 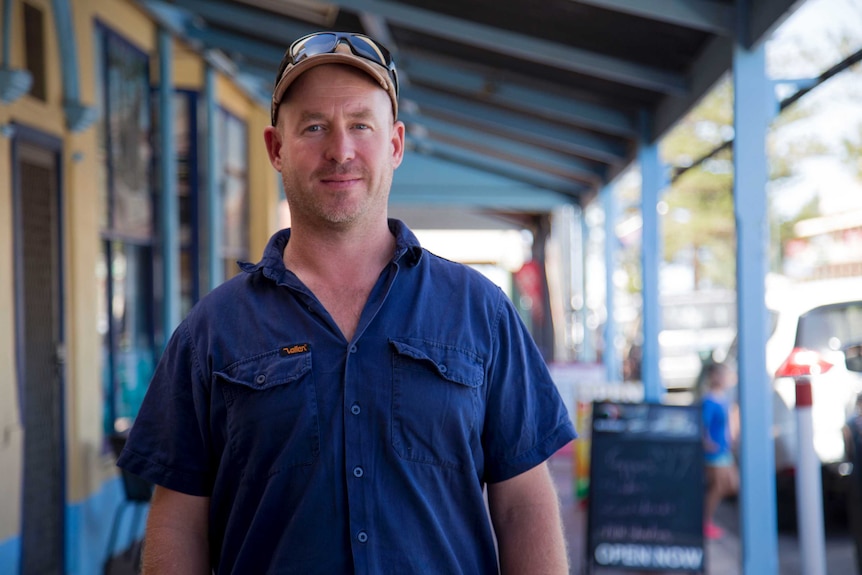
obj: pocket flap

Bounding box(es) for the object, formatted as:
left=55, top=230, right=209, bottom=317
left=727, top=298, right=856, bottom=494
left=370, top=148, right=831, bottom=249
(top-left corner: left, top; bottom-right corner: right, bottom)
left=216, top=347, right=312, bottom=391
left=390, top=339, right=483, bottom=388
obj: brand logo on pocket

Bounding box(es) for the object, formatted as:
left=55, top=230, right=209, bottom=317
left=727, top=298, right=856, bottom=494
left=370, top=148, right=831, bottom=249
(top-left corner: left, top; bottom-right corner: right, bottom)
left=280, top=344, right=309, bottom=356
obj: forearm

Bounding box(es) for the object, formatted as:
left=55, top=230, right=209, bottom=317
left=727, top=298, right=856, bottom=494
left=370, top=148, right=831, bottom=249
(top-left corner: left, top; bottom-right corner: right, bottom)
left=142, top=525, right=209, bottom=574
left=494, top=501, right=569, bottom=574
left=141, top=486, right=211, bottom=575
left=489, top=463, right=570, bottom=575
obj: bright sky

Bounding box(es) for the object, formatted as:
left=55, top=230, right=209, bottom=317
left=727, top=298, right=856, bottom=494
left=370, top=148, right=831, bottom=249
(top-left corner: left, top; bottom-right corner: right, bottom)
left=767, top=0, right=862, bottom=216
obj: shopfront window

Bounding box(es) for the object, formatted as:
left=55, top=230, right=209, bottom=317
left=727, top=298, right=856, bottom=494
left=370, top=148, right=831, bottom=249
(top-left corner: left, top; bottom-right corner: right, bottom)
left=94, top=25, right=156, bottom=435
left=217, top=109, right=249, bottom=279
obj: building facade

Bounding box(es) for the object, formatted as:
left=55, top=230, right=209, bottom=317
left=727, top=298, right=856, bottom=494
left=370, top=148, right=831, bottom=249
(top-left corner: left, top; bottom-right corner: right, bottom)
left=0, top=1, right=280, bottom=572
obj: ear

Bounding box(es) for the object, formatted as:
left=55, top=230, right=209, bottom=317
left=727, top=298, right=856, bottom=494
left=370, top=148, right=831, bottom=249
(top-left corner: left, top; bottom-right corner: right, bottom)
left=263, top=126, right=283, bottom=170
left=391, top=120, right=406, bottom=169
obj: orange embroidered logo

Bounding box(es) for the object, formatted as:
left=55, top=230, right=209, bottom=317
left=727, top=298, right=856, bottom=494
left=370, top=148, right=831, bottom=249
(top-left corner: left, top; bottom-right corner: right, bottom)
left=281, top=344, right=309, bottom=356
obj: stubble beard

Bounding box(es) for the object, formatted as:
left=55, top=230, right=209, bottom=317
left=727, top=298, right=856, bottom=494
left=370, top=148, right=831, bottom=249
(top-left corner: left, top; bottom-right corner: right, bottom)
left=281, top=163, right=392, bottom=227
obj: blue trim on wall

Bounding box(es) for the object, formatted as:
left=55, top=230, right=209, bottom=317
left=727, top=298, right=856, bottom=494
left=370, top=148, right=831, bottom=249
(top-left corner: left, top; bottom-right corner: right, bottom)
left=0, top=476, right=146, bottom=575
left=0, top=535, right=20, bottom=575
left=68, top=476, right=149, bottom=575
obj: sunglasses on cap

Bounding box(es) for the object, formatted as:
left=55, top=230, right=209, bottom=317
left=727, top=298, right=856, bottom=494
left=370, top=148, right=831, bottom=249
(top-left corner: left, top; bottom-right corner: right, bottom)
left=285, top=32, right=399, bottom=97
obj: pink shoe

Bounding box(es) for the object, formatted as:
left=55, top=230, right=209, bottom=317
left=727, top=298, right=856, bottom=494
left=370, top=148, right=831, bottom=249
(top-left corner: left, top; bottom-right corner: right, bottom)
left=704, top=521, right=724, bottom=539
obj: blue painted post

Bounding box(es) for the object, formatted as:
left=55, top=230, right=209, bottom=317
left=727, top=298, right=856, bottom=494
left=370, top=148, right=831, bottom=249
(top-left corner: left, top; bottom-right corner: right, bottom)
left=159, top=29, right=180, bottom=343
left=579, top=206, right=595, bottom=363
left=639, top=111, right=663, bottom=403
left=51, top=0, right=96, bottom=131
left=733, top=30, right=779, bottom=575
left=2, top=0, right=11, bottom=67
left=601, top=186, right=621, bottom=383
left=51, top=0, right=79, bottom=100
left=205, top=64, right=223, bottom=291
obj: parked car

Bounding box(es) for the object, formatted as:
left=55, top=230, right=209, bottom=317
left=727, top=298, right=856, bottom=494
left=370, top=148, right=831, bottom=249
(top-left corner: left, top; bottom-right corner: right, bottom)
left=702, top=277, right=862, bottom=527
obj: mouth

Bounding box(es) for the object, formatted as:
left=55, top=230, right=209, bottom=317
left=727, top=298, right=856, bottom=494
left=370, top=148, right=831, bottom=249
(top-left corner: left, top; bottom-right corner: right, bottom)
left=318, top=169, right=364, bottom=188
left=320, top=176, right=362, bottom=189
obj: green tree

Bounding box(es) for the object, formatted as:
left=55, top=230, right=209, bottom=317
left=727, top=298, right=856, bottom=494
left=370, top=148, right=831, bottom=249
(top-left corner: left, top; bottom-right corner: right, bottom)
left=660, top=77, right=736, bottom=290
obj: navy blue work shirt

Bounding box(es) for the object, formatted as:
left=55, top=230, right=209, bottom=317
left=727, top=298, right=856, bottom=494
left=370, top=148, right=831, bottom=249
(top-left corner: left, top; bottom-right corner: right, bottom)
left=118, top=219, right=576, bottom=574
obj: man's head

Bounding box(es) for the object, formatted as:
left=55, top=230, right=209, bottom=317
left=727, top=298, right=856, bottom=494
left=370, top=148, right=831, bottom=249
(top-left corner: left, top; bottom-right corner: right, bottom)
left=271, top=31, right=399, bottom=126
left=263, top=33, right=405, bottom=230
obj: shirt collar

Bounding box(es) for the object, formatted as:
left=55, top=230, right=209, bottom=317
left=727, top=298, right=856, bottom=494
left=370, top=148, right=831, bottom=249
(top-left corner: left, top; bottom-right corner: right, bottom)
left=239, top=218, right=424, bottom=280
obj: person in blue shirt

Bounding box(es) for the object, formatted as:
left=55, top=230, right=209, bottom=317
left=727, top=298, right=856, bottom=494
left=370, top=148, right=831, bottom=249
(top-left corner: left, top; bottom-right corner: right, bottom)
left=701, top=362, right=739, bottom=540
left=118, top=31, right=576, bottom=574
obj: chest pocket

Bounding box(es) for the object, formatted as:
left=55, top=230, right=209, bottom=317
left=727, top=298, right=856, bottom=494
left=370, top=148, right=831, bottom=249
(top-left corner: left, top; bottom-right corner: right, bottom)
left=390, top=339, right=484, bottom=471
left=217, top=348, right=319, bottom=475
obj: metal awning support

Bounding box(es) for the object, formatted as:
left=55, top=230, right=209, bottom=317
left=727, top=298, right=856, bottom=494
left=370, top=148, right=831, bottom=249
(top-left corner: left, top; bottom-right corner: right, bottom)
left=639, top=111, right=663, bottom=403
left=51, top=0, right=97, bottom=131
left=0, top=0, right=33, bottom=105
left=158, top=28, right=180, bottom=343
left=733, top=27, right=778, bottom=575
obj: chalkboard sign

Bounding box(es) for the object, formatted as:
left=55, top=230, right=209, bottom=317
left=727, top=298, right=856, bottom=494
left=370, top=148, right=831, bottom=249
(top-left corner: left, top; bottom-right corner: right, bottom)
left=586, top=401, right=705, bottom=573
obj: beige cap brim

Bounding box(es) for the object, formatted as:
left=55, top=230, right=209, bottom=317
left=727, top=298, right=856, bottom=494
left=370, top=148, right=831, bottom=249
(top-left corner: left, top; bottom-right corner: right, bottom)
left=271, top=52, right=398, bottom=124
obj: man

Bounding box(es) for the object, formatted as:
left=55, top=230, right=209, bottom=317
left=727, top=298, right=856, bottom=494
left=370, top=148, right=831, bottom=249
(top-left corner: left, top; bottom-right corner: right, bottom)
left=118, top=31, right=575, bottom=574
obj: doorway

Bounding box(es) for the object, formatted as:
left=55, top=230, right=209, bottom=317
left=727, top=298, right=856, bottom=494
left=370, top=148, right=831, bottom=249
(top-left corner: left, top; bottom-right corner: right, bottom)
left=13, top=127, right=66, bottom=574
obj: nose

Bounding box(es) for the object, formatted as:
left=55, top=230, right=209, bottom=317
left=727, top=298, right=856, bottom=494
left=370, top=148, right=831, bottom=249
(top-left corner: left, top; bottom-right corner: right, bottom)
left=324, top=127, right=356, bottom=165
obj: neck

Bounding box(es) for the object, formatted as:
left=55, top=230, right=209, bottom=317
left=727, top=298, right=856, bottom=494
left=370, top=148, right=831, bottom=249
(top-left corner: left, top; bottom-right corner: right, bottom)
left=284, top=217, right=395, bottom=277
left=282, top=218, right=396, bottom=342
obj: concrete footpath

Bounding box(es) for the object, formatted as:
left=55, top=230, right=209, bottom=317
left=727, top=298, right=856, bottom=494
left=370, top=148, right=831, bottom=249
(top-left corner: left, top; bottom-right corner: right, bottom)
left=548, top=450, right=857, bottom=575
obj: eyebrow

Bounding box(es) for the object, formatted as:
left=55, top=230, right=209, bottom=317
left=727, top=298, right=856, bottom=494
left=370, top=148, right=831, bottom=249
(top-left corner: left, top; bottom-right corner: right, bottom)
left=297, top=107, right=376, bottom=122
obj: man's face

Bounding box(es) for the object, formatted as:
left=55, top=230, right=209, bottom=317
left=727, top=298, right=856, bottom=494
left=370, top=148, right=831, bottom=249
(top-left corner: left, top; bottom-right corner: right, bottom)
left=265, top=64, right=404, bottom=229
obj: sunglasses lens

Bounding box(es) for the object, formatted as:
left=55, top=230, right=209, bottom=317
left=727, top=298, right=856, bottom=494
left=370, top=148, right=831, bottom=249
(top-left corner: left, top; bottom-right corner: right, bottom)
left=290, top=33, right=338, bottom=63
left=347, top=36, right=398, bottom=95
left=347, top=36, right=386, bottom=64
left=287, top=33, right=398, bottom=96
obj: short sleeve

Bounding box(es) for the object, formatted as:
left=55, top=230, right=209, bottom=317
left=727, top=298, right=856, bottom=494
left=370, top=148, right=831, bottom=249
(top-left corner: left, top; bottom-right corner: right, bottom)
left=117, top=321, right=214, bottom=496
left=481, top=293, right=576, bottom=483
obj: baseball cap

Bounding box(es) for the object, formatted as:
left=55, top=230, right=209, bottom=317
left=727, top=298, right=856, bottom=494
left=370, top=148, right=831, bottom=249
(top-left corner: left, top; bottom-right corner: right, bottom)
left=271, top=31, right=399, bottom=125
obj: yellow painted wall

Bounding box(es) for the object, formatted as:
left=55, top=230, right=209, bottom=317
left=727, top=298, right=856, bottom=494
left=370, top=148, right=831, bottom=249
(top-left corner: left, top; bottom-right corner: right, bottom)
left=249, top=106, right=283, bottom=257
left=214, top=72, right=283, bottom=261
left=175, top=44, right=204, bottom=90
left=65, top=0, right=158, bottom=504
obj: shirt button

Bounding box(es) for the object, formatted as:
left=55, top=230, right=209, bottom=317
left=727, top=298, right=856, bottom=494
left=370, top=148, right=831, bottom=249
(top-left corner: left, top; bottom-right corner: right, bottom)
left=353, top=466, right=364, bottom=478
left=357, top=531, right=368, bottom=543
left=350, top=345, right=358, bottom=353
left=438, top=364, right=448, bottom=373
left=350, top=404, right=361, bottom=415
left=255, top=374, right=266, bottom=384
